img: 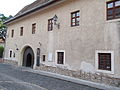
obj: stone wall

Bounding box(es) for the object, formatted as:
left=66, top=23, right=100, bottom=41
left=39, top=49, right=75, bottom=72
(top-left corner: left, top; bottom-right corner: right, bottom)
left=3, top=60, right=18, bottom=66
left=36, top=64, right=120, bottom=87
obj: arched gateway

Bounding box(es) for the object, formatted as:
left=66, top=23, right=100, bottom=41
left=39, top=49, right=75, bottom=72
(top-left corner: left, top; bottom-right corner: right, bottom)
left=22, top=46, right=34, bottom=68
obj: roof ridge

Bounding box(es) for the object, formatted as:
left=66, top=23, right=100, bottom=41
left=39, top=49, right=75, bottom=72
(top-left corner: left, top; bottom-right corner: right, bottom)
left=15, top=0, right=50, bottom=17
left=5, top=0, right=65, bottom=24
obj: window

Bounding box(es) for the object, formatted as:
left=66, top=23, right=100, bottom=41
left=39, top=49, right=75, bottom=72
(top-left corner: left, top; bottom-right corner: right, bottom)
left=43, top=55, right=45, bottom=61
left=36, top=48, right=40, bottom=66
left=11, top=29, right=14, bottom=37
left=20, top=27, right=23, bottom=36
left=71, top=11, right=80, bottom=27
left=10, top=51, right=12, bottom=58
left=107, top=0, right=120, bottom=20
left=57, top=52, right=64, bottom=64
left=48, top=18, right=53, bottom=31
left=13, top=53, right=15, bottom=57
left=32, top=23, right=36, bottom=34
left=98, top=53, right=111, bottom=71
left=95, top=51, right=114, bottom=74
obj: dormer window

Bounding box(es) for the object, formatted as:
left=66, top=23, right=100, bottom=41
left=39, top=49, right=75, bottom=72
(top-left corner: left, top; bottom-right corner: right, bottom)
left=107, top=0, right=120, bottom=20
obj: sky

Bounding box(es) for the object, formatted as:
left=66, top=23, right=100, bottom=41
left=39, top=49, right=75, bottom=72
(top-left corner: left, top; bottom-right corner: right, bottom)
left=0, top=0, right=36, bottom=17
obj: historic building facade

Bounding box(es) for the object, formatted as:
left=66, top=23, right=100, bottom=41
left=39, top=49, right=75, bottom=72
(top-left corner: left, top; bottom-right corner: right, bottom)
left=4, top=0, right=120, bottom=86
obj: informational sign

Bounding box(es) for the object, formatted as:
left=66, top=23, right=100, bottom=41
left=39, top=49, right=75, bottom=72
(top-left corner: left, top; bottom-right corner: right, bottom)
left=48, top=53, right=52, bottom=61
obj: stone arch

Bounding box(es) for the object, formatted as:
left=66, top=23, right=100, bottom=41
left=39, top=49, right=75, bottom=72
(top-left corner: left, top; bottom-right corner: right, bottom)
left=22, top=46, right=34, bottom=68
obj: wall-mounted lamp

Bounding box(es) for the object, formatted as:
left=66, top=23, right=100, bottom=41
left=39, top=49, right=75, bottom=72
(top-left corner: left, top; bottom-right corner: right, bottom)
left=16, top=48, right=19, bottom=51
left=15, top=44, right=19, bottom=51
left=39, top=42, right=42, bottom=46
left=53, top=14, right=60, bottom=29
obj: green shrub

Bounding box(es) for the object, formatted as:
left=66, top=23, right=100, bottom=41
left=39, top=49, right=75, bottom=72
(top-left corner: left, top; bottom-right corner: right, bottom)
left=0, top=46, right=4, bottom=58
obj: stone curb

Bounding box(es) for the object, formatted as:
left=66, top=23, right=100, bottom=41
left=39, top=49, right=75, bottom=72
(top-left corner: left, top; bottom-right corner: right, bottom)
left=23, top=69, right=120, bottom=90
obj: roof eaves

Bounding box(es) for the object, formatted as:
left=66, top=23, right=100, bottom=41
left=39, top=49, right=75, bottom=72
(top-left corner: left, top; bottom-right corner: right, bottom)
left=5, top=0, right=61, bottom=24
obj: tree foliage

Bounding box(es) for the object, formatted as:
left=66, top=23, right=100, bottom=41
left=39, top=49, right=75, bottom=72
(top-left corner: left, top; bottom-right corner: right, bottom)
left=0, top=14, right=13, bottom=40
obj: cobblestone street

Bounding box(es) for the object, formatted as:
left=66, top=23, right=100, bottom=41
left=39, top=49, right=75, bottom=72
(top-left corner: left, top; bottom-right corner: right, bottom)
left=0, top=63, right=101, bottom=90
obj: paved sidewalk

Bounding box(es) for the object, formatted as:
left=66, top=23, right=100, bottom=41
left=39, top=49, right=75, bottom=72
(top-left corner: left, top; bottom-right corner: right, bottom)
left=0, top=64, right=101, bottom=90
left=23, top=68, right=120, bottom=90
left=0, top=58, right=4, bottom=63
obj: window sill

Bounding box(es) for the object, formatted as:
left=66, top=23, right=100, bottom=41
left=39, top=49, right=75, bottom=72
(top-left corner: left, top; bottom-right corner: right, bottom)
left=55, top=64, right=67, bottom=69
left=56, top=64, right=64, bottom=66
left=96, top=69, right=114, bottom=75
left=106, top=18, right=120, bottom=23
left=71, top=25, right=80, bottom=27
left=48, top=31, right=53, bottom=32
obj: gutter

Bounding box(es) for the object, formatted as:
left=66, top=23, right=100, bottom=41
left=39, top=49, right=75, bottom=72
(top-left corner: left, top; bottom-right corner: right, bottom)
left=4, top=0, right=62, bottom=24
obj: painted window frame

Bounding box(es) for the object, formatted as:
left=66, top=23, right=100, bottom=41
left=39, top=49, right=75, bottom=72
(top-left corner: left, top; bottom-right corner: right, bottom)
left=32, top=23, right=36, bottom=34
left=9, top=49, right=13, bottom=58
left=42, top=55, right=46, bottom=62
left=13, top=53, right=15, bottom=58
left=95, top=50, right=114, bottom=74
left=20, top=27, right=23, bottom=36
left=11, top=29, right=14, bottom=38
left=55, top=50, right=65, bottom=65
left=71, top=10, right=80, bottom=27
left=48, top=18, right=53, bottom=31
left=107, top=0, right=120, bottom=20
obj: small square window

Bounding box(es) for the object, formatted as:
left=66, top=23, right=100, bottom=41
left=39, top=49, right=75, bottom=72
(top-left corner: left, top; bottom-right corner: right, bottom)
left=95, top=51, right=114, bottom=74
left=57, top=52, right=64, bottom=64
left=43, top=55, right=45, bottom=62
left=98, top=53, right=111, bottom=71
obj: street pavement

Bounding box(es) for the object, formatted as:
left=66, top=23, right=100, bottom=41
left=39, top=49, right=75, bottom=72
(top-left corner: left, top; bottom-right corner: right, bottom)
left=0, top=63, right=101, bottom=90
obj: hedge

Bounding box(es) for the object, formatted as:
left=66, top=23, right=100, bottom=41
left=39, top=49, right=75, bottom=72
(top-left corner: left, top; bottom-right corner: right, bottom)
left=0, top=46, right=4, bottom=58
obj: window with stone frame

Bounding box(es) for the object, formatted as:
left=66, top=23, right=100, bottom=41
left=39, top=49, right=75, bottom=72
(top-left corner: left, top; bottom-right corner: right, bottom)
left=43, top=55, right=45, bottom=62
left=57, top=52, right=64, bottom=64
left=11, top=29, right=14, bottom=38
left=20, top=27, right=23, bottom=36
left=71, top=10, right=80, bottom=27
left=107, top=0, right=120, bottom=20
left=32, top=23, right=36, bottom=34
left=48, top=18, right=53, bottom=31
left=98, top=53, right=111, bottom=71
left=13, top=53, right=15, bottom=57
left=10, top=51, right=12, bottom=58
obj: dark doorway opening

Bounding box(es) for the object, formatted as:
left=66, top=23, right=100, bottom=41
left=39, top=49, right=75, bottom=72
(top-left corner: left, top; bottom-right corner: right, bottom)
left=26, top=53, right=32, bottom=67
left=23, top=47, right=34, bottom=68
